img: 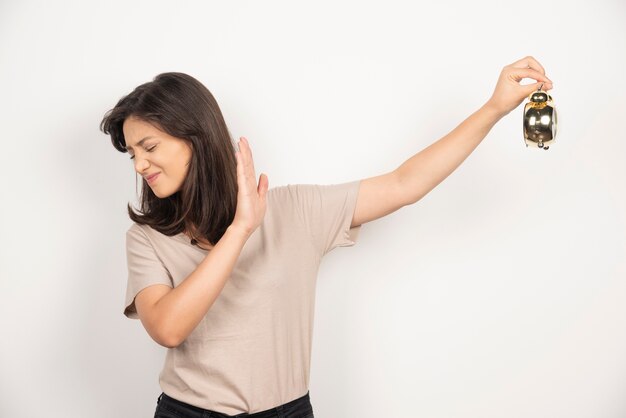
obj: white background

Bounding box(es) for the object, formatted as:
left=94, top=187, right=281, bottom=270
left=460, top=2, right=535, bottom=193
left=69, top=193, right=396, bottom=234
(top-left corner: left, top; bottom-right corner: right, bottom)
left=1, top=1, right=625, bottom=417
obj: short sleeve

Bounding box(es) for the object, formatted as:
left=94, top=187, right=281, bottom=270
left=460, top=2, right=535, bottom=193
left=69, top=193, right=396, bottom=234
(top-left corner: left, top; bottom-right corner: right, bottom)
left=288, top=180, right=362, bottom=256
left=123, top=224, right=173, bottom=319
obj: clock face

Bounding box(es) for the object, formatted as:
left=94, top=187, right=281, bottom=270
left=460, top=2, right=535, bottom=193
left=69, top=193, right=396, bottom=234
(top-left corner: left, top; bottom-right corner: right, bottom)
left=552, top=107, right=558, bottom=139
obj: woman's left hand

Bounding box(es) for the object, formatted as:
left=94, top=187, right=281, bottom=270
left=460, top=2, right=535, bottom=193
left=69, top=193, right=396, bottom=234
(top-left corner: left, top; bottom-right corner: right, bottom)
left=485, top=56, right=554, bottom=117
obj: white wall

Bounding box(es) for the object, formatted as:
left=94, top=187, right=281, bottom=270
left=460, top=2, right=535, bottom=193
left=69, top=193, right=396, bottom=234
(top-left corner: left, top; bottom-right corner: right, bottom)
left=1, top=0, right=624, bottom=417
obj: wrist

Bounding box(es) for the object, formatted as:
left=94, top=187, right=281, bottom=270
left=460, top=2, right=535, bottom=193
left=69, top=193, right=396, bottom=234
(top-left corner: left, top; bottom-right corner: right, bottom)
left=482, top=101, right=508, bottom=121
left=227, top=223, right=253, bottom=239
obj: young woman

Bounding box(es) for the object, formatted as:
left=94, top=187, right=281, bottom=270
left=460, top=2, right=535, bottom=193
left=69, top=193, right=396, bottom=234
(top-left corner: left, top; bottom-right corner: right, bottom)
left=100, top=56, right=552, bottom=418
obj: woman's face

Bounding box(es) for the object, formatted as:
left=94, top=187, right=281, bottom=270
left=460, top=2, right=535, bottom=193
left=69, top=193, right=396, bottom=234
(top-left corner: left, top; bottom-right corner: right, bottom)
left=123, top=116, right=192, bottom=198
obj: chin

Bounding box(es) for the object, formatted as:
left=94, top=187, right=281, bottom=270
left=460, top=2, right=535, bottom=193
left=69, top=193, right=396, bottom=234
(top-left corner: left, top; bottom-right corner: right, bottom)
left=148, top=186, right=164, bottom=198
left=152, top=190, right=168, bottom=199
left=147, top=178, right=180, bottom=199
left=151, top=187, right=177, bottom=199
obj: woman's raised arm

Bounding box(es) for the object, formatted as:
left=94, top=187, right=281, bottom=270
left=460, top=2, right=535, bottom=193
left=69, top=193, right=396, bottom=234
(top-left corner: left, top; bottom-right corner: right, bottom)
left=350, top=56, right=554, bottom=228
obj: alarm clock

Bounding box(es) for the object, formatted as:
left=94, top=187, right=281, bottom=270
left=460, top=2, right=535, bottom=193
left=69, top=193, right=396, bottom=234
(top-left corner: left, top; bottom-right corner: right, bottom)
left=523, top=84, right=557, bottom=150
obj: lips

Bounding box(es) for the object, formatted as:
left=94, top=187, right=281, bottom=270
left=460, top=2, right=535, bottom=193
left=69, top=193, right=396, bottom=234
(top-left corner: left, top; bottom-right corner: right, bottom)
left=145, top=173, right=160, bottom=183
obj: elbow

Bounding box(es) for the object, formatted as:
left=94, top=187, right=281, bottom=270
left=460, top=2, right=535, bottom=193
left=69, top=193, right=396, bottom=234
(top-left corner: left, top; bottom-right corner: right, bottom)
left=395, top=169, right=418, bottom=207
left=159, top=334, right=179, bottom=349
left=152, top=325, right=183, bottom=349
left=162, top=340, right=181, bottom=349
left=157, top=332, right=182, bottom=349
left=136, top=294, right=185, bottom=348
left=397, top=172, right=432, bottom=206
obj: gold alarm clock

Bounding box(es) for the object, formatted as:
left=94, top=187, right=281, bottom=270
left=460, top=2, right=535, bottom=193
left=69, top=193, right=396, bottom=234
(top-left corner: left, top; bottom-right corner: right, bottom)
left=523, top=84, right=557, bottom=150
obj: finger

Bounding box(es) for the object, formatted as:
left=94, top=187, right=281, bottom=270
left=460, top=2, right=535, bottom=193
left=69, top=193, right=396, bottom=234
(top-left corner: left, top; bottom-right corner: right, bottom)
left=258, top=173, right=269, bottom=197
left=237, top=139, right=252, bottom=184
left=235, top=149, right=246, bottom=185
left=509, top=56, right=545, bottom=74
left=239, top=137, right=250, bottom=168
left=509, top=67, right=552, bottom=84
left=533, top=81, right=554, bottom=92
left=241, top=137, right=257, bottom=182
left=237, top=137, right=250, bottom=179
left=509, top=55, right=546, bottom=76
left=522, top=80, right=548, bottom=92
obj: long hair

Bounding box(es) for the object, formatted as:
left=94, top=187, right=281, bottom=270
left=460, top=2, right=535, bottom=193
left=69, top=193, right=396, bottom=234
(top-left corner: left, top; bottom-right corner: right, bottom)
left=99, top=72, right=238, bottom=246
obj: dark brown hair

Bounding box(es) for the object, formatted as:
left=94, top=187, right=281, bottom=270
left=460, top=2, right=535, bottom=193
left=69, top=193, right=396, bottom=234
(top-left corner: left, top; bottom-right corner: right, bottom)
left=99, top=72, right=238, bottom=247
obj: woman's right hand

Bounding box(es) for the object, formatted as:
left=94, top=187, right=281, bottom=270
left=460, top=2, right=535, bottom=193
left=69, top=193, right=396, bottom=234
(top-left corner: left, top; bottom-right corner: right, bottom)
left=485, top=56, right=553, bottom=117
left=231, top=136, right=269, bottom=237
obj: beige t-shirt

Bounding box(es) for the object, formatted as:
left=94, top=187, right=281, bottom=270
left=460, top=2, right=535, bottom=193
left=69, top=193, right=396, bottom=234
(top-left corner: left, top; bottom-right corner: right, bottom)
left=124, top=180, right=362, bottom=415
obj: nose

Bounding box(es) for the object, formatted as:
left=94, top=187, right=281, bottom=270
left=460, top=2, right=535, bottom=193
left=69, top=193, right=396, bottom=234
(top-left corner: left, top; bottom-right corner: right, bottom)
left=134, top=155, right=150, bottom=174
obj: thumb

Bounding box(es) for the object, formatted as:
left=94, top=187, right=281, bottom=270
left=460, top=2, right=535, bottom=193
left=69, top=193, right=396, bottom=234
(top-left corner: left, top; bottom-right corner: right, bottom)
left=520, top=82, right=544, bottom=100
left=529, top=81, right=553, bottom=93
left=258, top=173, right=269, bottom=196
left=526, top=81, right=544, bottom=94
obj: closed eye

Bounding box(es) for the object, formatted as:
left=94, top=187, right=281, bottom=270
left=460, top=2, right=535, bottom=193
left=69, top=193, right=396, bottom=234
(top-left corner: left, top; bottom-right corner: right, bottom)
left=129, top=146, right=157, bottom=160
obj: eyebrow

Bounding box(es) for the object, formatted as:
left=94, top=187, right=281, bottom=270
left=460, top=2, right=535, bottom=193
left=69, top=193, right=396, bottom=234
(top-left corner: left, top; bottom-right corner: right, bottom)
left=125, top=136, right=155, bottom=151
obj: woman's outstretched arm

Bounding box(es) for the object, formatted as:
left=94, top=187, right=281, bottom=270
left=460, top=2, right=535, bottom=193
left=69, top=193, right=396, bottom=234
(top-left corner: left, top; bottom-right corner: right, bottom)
left=350, top=56, right=553, bottom=228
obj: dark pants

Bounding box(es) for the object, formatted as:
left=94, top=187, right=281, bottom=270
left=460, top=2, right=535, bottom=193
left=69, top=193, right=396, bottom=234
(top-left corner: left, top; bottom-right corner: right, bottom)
left=154, top=390, right=315, bottom=418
